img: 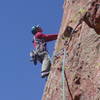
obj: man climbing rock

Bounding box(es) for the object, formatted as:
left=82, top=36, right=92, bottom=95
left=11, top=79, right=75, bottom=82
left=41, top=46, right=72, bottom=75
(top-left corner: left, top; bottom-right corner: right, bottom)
left=30, top=25, right=58, bottom=78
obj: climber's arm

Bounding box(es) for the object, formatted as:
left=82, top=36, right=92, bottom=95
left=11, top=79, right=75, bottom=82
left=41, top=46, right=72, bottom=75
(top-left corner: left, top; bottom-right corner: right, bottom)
left=35, top=32, right=58, bottom=42
left=44, top=34, right=58, bottom=42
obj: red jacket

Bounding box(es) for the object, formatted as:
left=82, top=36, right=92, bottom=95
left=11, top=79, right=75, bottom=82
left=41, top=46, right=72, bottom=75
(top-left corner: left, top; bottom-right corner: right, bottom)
left=33, top=32, right=58, bottom=48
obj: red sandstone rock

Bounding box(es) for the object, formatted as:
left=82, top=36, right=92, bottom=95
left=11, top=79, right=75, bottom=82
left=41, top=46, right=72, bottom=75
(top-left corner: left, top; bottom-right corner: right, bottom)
left=42, top=0, right=100, bottom=100
left=83, top=0, right=100, bottom=34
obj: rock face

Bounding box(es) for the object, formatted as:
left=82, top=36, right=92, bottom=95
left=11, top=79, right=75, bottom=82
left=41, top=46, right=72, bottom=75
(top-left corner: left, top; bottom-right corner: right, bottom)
left=83, top=0, right=100, bottom=34
left=42, top=0, right=100, bottom=100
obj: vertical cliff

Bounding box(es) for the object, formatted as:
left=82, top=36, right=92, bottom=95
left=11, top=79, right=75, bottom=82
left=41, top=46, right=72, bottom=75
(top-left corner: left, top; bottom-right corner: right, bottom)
left=42, top=0, right=100, bottom=100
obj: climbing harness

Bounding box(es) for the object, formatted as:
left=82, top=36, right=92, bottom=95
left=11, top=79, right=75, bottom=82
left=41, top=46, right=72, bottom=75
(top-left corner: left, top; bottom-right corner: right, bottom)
left=30, top=36, right=48, bottom=64
left=33, top=36, right=47, bottom=52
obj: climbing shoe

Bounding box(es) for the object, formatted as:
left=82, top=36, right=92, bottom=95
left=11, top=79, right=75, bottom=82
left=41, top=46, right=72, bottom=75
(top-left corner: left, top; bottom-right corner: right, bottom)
left=41, top=72, right=49, bottom=78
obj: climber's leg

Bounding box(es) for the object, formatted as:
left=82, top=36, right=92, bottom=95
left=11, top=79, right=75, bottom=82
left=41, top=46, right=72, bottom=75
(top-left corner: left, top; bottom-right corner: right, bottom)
left=41, top=53, right=51, bottom=78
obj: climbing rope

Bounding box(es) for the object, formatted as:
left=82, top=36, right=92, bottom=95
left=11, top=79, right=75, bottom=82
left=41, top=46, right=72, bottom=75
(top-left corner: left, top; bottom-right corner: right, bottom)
left=62, top=48, right=66, bottom=100
left=61, top=47, right=74, bottom=100
left=54, top=48, right=64, bottom=57
left=53, top=1, right=92, bottom=60
left=51, top=2, right=93, bottom=99
left=64, top=70, right=74, bottom=100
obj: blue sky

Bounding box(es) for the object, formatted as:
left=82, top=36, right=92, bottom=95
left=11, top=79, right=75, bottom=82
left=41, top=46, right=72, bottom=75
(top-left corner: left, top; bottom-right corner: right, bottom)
left=0, top=0, right=63, bottom=100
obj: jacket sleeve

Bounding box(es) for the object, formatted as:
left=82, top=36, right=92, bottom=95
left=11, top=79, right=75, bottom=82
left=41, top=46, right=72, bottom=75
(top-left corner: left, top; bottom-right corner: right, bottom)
left=45, top=34, right=58, bottom=42
left=35, top=32, right=58, bottom=42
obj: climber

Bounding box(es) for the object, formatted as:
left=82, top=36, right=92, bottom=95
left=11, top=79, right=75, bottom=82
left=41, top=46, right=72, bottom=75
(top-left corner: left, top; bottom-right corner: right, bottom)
left=30, top=25, right=58, bottom=78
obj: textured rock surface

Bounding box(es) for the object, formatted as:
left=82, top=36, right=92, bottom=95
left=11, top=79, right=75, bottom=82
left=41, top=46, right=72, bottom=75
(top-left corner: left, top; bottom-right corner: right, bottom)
left=83, top=0, right=100, bottom=34
left=42, top=0, right=100, bottom=100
